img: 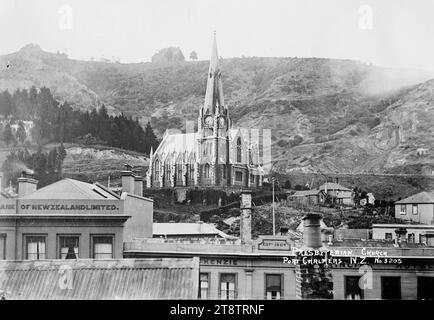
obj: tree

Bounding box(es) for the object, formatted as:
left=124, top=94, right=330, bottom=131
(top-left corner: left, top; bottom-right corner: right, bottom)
left=190, top=51, right=198, bottom=61
left=143, top=121, right=159, bottom=154
left=3, top=123, right=14, bottom=146
left=284, top=180, right=292, bottom=189
left=151, top=47, right=185, bottom=64
left=16, top=121, right=27, bottom=144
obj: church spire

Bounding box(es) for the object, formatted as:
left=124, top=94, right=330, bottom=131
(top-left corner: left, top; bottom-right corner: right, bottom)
left=203, top=31, right=225, bottom=115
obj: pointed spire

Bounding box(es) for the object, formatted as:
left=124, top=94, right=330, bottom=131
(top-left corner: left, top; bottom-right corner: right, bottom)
left=203, top=31, right=225, bottom=115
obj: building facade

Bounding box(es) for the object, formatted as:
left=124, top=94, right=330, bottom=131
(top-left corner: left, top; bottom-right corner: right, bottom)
left=146, top=34, right=264, bottom=189
left=0, top=171, right=153, bottom=260
left=394, top=191, right=434, bottom=224
left=372, top=224, right=434, bottom=245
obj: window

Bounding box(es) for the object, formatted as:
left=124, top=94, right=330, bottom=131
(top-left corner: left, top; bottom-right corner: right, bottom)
left=0, top=234, right=5, bottom=260
left=417, top=277, right=434, bottom=300
left=345, top=276, right=363, bottom=300
left=203, top=164, right=210, bottom=179
left=154, top=159, right=160, bottom=179
left=92, top=236, right=114, bottom=259
left=222, top=164, right=226, bottom=179
left=59, top=236, right=79, bottom=259
left=25, top=236, right=46, bottom=260
left=381, top=277, right=401, bottom=300
left=265, top=274, right=282, bottom=300
left=199, top=273, right=210, bottom=299
left=236, top=137, right=242, bottom=163
left=176, top=164, right=183, bottom=183
left=189, top=163, right=195, bottom=182
left=385, top=233, right=393, bottom=240
left=400, top=205, right=406, bottom=215
left=220, top=273, right=236, bottom=299
left=420, top=234, right=427, bottom=244
left=408, top=233, right=415, bottom=243
left=412, top=204, right=418, bottom=215
left=235, top=171, right=243, bottom=182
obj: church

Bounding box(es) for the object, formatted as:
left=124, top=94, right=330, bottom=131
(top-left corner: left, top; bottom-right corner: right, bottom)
left=146, top=34, right=264, bottom=188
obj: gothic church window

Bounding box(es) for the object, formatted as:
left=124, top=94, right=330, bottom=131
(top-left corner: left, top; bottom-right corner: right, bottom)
left=237, top=137, right=242, bottom=163
left=204, top=164, right=210, bottom=178
left=154, top=159, right=160, bottom=179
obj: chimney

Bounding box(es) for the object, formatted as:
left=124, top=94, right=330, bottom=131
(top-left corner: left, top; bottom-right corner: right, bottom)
left=18, top=171, right=38, bottom=197
left=280, top=226, right=289, bottom=236
left=0, top=171, right=3, bottom=190
left=198, top=221, right=204, bottom=233
left=302, top=213, right=322, bottom=249
left=121, top=164, right=135, bottom=194
left=240, top=189, right=252, bottom=244
left=296, top=213, right=333, bottom=300
left=134, top=175, right=143, bottom=196
left=395, top=227, right=407, bottom=243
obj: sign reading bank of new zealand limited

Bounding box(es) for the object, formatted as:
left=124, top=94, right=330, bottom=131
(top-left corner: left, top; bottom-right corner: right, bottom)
left=18, top=200, right=121, bottom=214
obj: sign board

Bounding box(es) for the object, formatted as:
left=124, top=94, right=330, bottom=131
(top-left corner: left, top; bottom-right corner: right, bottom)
left=200, top=258, right=238, bottom=266
left=258, top=238, right=291, bottom=251
left=17, top=200, right=122, bottom=215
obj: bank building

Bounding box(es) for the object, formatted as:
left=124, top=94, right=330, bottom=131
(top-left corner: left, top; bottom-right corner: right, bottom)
left=146, top=33, right=265, bottom=189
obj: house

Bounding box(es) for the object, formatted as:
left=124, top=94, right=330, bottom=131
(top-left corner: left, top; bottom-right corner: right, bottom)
left=394, top=191, right=434, bottom=224
left=319, top=182, right=354, bottom=205
left=286, top=189, right=326, bottom=206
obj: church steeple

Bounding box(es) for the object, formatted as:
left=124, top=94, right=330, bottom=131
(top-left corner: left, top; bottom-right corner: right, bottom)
left=203, top=31, right=225, bottom=115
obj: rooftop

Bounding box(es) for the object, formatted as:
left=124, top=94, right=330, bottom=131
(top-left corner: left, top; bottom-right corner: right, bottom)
left=0, top=258, right=199, bottom=300
left=319, top=182, right=352, bottom=192
left=372, top=224, right=434, bottom=229
left=21, top=178, right=120, bottom=200
left=153, top=222, right=233, bottom=238
left=395, top=191, right=434, bottom=204
left=290, top=189, right=324, bottom=197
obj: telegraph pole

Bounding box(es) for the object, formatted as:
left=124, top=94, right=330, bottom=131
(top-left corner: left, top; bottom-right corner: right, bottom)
left=272, top=177, right=275, bottom=236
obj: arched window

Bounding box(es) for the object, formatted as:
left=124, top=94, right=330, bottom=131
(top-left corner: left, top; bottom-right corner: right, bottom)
left=165, top=161, right=171, bottom=184
left=176, top=164, right=183, bottom=183
left=154, top=159, right=160, bottom=179
left=236, top=137, right=242, bottom=163
left=189, top=163, right=195, bottom=182
left=204, top=163, right=210, bottom=179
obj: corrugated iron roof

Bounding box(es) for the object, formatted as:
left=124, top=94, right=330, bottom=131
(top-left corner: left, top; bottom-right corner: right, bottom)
left=21, top=178, right=120, bottom=200
left=0, top=258, right=199, bottom=300
left=395, top=191, right=434, bottom=204
left=291, top=189, right=324, bottom=197
left=153, top=222, right=232, bottom=238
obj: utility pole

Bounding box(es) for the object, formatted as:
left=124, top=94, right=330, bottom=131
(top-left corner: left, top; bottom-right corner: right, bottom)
left=272, top=177, right=275, bottom=236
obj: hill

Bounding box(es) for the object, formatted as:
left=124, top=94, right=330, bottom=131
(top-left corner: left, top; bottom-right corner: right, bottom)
left=1, top=44, right=434, bottom=175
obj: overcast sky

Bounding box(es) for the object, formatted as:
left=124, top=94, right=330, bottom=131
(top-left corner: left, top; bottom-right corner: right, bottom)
left=1, top=0, right=434, bottom=71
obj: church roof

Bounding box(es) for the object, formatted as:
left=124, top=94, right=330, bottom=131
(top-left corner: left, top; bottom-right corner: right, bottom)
left=21, top=178, right=120, bottom=200
left=154, top=132, right=199, bottom=159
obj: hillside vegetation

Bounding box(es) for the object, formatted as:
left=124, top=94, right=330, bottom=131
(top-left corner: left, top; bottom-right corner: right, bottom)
left=1, top=44, right=434, bottom=176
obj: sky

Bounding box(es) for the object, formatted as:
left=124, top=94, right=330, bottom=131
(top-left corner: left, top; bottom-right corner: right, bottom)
left=1, top=0, right=434, bottom=71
